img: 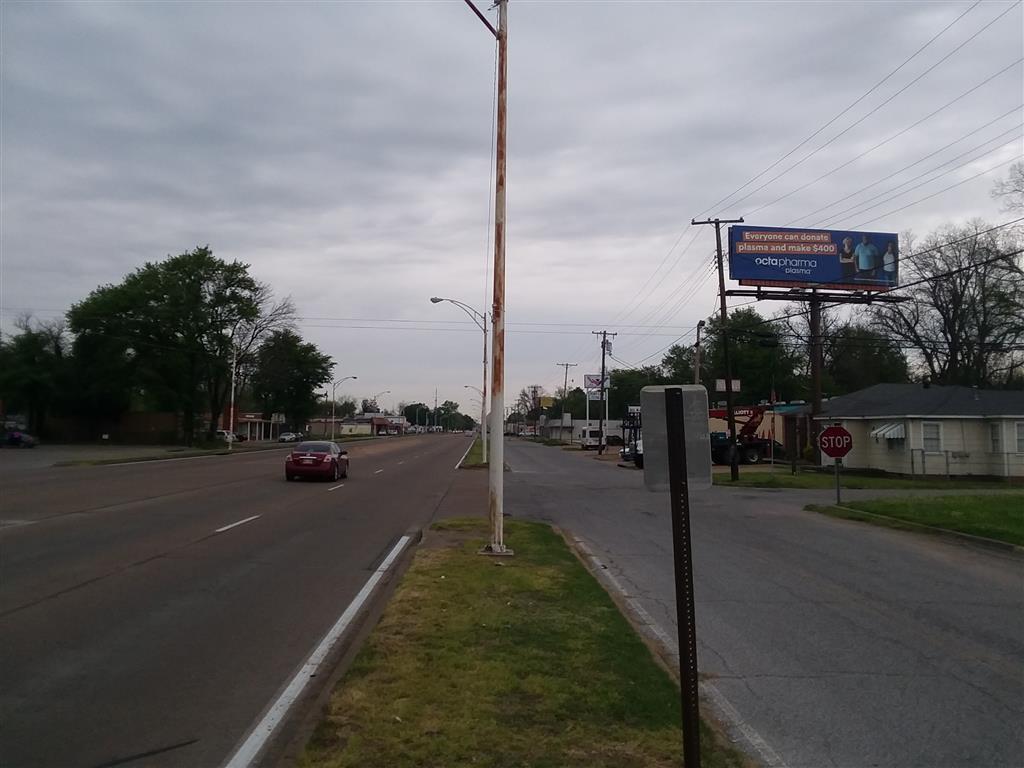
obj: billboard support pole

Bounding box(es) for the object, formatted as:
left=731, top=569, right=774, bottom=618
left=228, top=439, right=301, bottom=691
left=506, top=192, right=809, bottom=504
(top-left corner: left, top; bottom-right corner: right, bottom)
left=693, top=216, right=744, bottom=482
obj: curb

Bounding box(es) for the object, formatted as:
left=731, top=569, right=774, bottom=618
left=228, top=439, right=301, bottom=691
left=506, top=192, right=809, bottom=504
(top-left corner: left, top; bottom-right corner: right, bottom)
left=808, top=504, right=1024, bottom=554
left=561, top=532, right=787, bottom=768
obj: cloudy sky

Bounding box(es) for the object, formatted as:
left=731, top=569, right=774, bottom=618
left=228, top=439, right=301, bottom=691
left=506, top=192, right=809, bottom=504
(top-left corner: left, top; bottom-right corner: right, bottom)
left=2, top=0, right=1021, bottom=413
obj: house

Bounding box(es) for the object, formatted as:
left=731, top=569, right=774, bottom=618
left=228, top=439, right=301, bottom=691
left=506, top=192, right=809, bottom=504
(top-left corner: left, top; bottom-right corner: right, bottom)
left=814, top=383, right=1024, bottom=478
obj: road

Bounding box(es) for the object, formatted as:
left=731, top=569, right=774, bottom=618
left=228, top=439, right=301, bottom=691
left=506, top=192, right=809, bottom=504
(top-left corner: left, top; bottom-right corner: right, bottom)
left=0, top=434, right=471, bottom=768
left=504, top=439, right=1024, bottom=768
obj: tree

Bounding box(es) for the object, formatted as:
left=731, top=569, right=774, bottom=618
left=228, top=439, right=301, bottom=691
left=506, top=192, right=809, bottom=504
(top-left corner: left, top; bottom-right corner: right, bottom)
left=435, top=400, right=461, bottom=430
left=0, top=316, right=70, bottom=434
left=403, top=402, right=431, bottom=426
left=825, top=323, right=909, bottom=394
left=871, top=222, right=1024, bottom=387
left=661, top=344, right=696, bottom=384
left=991, top=161, right=1024, bottom=213
left=698, top=308, right=804, bottom=404
left=608, top=366, right=665, bottom=418
left=561, top=387, right=587, bottom=420
left=67, top=246, right=292, bottom=444
left=319, top=396, right=357, bottom=420
left=251, top=330, right=334, bottom=429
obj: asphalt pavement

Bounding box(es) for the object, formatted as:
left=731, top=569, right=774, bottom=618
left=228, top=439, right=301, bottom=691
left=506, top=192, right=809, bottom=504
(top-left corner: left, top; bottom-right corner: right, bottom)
left=0, top=434, right=472, bottom=768
left=504, top=439, right=1024, bottom=768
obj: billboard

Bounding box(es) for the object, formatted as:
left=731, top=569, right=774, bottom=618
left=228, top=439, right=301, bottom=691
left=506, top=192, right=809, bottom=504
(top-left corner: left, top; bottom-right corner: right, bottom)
left=729, top=225, right=898, bottom=291
left=584, top=374, right=609, bottom=390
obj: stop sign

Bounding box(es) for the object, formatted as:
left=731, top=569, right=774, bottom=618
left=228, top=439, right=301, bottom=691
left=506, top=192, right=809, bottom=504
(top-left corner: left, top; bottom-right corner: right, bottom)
left=819, top=426, right=853, bottom=458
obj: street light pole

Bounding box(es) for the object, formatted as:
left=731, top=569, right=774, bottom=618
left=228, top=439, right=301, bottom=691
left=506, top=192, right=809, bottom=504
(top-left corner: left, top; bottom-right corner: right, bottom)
left=330, top=376, right=357, bottom=440
left=430, top=296, right=488, bottom=463
left=462, top=0, right=508, bottom=555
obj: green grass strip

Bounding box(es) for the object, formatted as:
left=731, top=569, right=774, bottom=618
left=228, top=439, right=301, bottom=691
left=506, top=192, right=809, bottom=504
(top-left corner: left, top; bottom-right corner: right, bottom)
left=806, top=493, right=1024, bottom=547
left=300, top=518, right=747, bottom=768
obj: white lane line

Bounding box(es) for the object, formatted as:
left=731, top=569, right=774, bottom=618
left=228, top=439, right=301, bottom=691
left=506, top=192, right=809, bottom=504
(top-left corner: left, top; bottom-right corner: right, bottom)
left=397, top=460, right=405, bottom=465
left=223, top=535, right=412, bottom=768
left=455, top=440, right=475, bottom=469
left=327, top=483, right=345, bottom=491
left=214, top=515, right=261, bottom=534
left=374, top=469, right=384, bottom=474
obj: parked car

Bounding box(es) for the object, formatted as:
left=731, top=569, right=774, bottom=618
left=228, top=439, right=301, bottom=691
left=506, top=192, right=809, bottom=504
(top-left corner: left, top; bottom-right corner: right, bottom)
left=215, top=429, right=236, bottom=442
left=3, top=430, right=38, bottom=448
left=285, top=441, right=348, bottom=481
left=278, top=432, right=300, bottom=442
left=233, top=432, right=248, bottom=442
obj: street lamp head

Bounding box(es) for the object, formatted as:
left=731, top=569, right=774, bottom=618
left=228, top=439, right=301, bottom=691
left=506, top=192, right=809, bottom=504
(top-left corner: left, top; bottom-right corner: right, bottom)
left=430, top=297, right=443, bottom=304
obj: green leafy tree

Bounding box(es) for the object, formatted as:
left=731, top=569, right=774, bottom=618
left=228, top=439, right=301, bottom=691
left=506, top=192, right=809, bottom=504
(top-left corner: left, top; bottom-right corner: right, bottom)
left=825, top=323, right=909, bottom=394
left=0, top=317, right=70, bottom=434
left=701, top=308, right=804, bottom=405
left=608, top=366, right=665, bottom=419
left=403, top=402, right=431, bottom=426
left=68, top=246, right=292, bottom=444
left=251, top=330, right=334, bottom=429
left=561, top=387, right=587, bottom=420
left=661, top=344, right=696, bottom=384
left=435, top=400, right=462, bottom=430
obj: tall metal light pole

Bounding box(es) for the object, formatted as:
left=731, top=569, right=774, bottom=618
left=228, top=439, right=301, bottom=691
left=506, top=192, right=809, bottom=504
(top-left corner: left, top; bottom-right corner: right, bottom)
left=462, top=0, right=508, bottom=554
left=330, top=376, right=357, bottom=440
left=430, top=296, right=488, bottom=460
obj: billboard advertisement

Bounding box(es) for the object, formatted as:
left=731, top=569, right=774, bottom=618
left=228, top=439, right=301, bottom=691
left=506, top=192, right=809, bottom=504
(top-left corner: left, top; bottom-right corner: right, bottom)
left=728, top=225, right=898, bottom=291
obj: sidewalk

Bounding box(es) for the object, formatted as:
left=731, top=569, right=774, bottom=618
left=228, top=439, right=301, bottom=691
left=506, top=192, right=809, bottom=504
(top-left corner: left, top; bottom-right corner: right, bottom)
left=502, top=438, right=1024, bottom=768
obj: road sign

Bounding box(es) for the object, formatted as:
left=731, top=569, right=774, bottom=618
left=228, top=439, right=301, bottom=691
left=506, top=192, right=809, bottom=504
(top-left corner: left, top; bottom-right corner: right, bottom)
left=819, top=425, right=853, bottom=458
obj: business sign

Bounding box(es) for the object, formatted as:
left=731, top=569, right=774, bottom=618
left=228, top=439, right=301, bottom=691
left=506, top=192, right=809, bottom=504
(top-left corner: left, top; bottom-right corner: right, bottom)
left=584, top=374, right=609, bottom=390
left=729, top=225, right=898, bottom=291
left=588, top=389, right=603, bottom=401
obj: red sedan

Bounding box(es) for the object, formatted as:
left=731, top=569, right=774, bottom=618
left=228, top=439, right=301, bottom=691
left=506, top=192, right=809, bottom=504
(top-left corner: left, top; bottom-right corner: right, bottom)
left=284, top=441, right=349, bottom=482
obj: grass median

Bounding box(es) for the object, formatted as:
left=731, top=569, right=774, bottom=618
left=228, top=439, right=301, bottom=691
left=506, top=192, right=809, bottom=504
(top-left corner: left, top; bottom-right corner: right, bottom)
left=713, top=469, right=1012, bottom=491
left=299, top=518, right=747, bottom=768
left=459, top=436, right=486, bottom=468
left=806, top=493, right=1024, bottom=546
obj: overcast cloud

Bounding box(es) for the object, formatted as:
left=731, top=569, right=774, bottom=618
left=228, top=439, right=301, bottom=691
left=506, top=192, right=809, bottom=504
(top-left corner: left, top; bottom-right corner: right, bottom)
left=2, top=0, right=1021, bottom=411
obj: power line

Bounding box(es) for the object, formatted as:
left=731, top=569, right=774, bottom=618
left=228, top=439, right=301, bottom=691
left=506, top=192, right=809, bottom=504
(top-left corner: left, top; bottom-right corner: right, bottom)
left=742, top=55, right=1024, bottom=218
left=813, top=128, right=1023, bottom=229
left=698, top=0, right=985, bottom=217
left=788, top=104, right=1022, bottom=227
left=727, top=5, right=1020, bottom=216
left=848, top=154, right=1023, bottom=230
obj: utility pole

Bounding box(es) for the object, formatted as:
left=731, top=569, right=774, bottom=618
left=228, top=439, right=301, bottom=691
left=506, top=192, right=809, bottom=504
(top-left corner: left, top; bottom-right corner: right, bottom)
left=693, top=320, right=705, bottom=386
left=556, top=362, right=577, bottom=443
left=434, top=388, right=438, bottom=431
left=809, top=292, right=823, bottom=464
left=463, top=0, right=509, bottom=554
left=592, top=331, right=617, bottom=455
left=692, top=216, right=744, bottom=481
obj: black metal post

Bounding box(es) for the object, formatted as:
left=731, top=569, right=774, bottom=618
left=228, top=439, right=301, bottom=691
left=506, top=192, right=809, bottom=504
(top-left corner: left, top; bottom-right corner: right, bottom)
left=664, top=387, right=702, bottom=768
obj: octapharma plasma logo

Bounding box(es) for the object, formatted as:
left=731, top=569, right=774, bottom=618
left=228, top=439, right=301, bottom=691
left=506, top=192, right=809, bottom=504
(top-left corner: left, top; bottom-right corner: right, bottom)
left=751, top=256, right=818, bottom=275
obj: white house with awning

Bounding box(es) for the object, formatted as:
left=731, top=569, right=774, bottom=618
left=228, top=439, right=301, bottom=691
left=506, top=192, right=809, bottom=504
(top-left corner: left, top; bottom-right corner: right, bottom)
left=814, top=383, right=1024, bottom=478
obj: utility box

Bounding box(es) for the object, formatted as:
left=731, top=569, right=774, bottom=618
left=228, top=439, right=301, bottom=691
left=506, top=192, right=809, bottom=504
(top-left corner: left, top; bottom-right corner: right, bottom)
left=640, top=385, right=712, bottom=492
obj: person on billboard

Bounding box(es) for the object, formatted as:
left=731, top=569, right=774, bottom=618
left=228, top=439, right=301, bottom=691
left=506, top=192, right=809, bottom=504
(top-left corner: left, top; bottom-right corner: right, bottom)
left=839, top=236, right=856, bottom=280
left=854, top=233, right=879, bottom=280
left=882, top=241, right=897, bottom=285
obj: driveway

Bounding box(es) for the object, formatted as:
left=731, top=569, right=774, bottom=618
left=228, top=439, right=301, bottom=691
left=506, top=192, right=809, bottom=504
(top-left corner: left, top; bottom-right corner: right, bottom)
left=504, top=439, right=1024, bottom=768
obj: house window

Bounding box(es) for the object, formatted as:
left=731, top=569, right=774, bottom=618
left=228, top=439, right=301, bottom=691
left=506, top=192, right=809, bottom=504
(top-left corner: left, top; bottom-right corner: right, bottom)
left=1017, top=423, right=1024, bottom=454
left=990, top=423, right=1002, bottom=453
left=922, top=422, right=941, bottom=452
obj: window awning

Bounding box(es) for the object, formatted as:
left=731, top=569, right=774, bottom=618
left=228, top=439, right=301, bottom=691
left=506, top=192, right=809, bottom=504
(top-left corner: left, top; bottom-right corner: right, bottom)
left=870, top=422, right=905, bottom=440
